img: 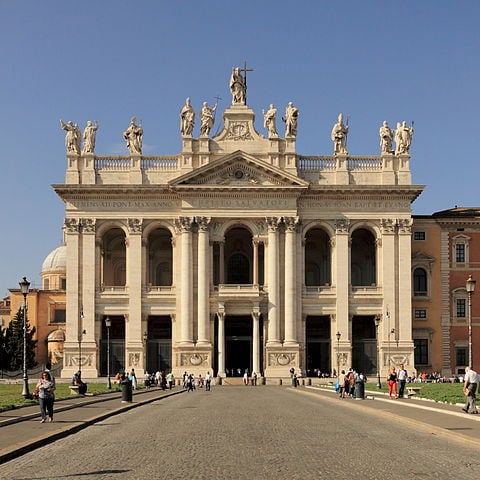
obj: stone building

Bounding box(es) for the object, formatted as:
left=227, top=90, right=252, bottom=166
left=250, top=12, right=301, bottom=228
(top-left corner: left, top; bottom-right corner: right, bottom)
left=55, top=69, right=423, bottom=380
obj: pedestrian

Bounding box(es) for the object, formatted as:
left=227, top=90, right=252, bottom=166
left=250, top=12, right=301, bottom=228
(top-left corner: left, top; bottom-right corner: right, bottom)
left=129, top=368, right=137, bottom=390
left=166, top=371, right=174, bottom=390
left=462, top=366, right=479, bottom=414
left=243, top=371, right=249, bottom=385
left=338, top=370, right=346, bottom=398
left=186, top=374, right=195, bottom=392
left=34, top=371, right=55, bottom=423
left=387, top=366, right=398, bottom=399
left=205, top=371, right=212, bottom=391
left=397, top=364, right=408, bottom=398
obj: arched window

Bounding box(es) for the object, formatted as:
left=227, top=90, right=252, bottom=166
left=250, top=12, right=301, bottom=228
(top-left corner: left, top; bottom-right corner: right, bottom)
left=102, top=228, right=126, bottom=286
left=224, top=226, right=253, bottom=284
left=304, top=228, right=331, bottom=286
left=351, top=228, right=376, bottom=286
left=413, top=267, right=428, bottom=296
left=148, top=228, right=173, bottom=286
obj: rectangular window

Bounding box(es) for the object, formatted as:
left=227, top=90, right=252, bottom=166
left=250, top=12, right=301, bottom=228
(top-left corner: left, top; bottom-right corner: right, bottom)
left=53, top=309, right=66, bottom=323
left=456, top=347, right=467, bottom=367
left=413, top=231, right=426, bottom=241
left=414, top=339, right=428, bottom=365
left=414, top=309, right=427, bottom=319
left=61, top=278, right=67, bottom=290
left=456, top=299, right=466, bottom=318
left=455, top=244, right=465, bottom=263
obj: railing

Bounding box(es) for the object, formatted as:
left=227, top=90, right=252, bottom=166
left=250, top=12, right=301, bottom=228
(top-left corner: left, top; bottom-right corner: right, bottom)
left=97, top=285, right=128, bottom=293
left=144, top=285, right=176, bottom=293
left=95, top=157, right=131, bottom=171
left=347, top=157, right=382, bottom=171
left=141, top=156, right=178, bottom=170
left=94, top=156, right=179, bottom=171
left=298, top=155, right=382, bottom=172
left=298, top=156, right=336, bottom=171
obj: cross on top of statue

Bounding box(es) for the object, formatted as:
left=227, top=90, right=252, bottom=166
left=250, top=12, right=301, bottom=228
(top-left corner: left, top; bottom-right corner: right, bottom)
left=229, top=61, right=253, bottom=106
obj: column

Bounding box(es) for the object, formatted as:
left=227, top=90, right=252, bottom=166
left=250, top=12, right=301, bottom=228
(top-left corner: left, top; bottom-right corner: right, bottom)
left=253, top=239, right=259, bottom=285
left=266, top=217, right=281, bottom=345
left=197, top=217, right=211, bottom=345
left=219, top=241, right=225, bottom=284
left=334, top=218, right=350, bottom=345
left=175, top=217, right=194, bottom=345
left=252, top=306, right=260, bottom=375
left=217, top=306, right=225, bottom=377
left=284, top=217, right=299, bottom=345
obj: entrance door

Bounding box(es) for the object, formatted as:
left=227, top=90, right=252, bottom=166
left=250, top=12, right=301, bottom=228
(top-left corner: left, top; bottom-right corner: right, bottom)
left=225, top=316, right=252, bottom=376
left=100, top=316, right=125, bottom=376
left=146, top=316, right=172, bottom=373
left=352, top=316, right=376, bottom=375
left=306, top=316, right=331, bottom=376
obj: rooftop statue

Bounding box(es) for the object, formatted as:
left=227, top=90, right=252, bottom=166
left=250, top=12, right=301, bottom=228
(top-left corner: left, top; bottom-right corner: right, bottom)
left=200, top=101, right=217, bottom=137
left=379, top=120, right=393, bottom=154
left=394, top=121, right=414, bottom=155
left=229, top=67, right=246, bottom=106
left=262, top=104, right=278, bottom=138
left=60, top=120, right=81, bottom=154
left=331, top=113, right=349, bottom=155
left=123, top=117, right=143, bottom=154
left=180, top=98, right=195, bottom=136
left=283, top=102, right=299, bottom=138
left=82, top=121, right=99, bottom=154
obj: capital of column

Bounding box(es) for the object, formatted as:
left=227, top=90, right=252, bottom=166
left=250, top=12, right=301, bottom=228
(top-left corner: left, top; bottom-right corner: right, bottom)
left=284, top=216, right=299, bottom=232
left=174, top=216, right=194, bottom=233
left=196, top=216, right=212, bottom=231
left=127, top=218, right=143, bottom=234
left=266, top=216, right=281, bottom=232
left=64, top=218, right=80, bottom=234
left=81, top=218, right=96, bottom=233
left=334, top=217, right=349, bottom=234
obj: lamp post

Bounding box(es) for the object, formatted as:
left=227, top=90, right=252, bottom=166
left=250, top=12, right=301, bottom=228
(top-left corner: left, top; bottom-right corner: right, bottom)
left=336, top=331, right=341, bottom=377
left=374, top=316, right=381, bottom=389
left=105, top=317, right=112, bottom=389
left=78, top=310, right=85, bottom=376
left=143, top=331, right=148, bottom=372
left=19, top=277, right=30, bottom=399
left=466, top=275, right=476, bottom=368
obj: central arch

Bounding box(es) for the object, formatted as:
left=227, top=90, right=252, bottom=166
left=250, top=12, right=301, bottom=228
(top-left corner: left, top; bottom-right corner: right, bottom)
left=225, top=315, right=252, bottom=376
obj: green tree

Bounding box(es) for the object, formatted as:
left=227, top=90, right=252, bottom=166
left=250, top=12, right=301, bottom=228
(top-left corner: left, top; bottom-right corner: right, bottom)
left=0, top=326, right=8, bottom=370
left=5, top=307, right=37, bottom=371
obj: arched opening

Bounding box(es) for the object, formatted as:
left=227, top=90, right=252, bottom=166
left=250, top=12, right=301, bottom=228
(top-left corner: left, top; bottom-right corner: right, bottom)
left=351, top=228, right=376, bottom=286
left=100, top=315, right=126, bottom=376
left=304, top=228, right=331, bottom=286
left=148, top=228, right=173, bottom=286
left=224, top=227, right=253, bottom=284
left=305, top=316, right=331, bottom=376
left=102, top=228, right=126, bottom=286
left=146, top=316, right=172, bottom=373
left=413, top=267, right=428, bottom=296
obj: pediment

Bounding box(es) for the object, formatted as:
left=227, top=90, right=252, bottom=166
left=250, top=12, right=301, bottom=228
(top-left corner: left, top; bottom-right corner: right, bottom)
left=169, top=151, right=309, bottom=189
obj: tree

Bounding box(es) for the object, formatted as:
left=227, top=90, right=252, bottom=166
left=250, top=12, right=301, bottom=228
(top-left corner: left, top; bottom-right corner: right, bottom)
left=4, top=307, right=37, bottom=371
left=0, top=326, right=8, bottom=370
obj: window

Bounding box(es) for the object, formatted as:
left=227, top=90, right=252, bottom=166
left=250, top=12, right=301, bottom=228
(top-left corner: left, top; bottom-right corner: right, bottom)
left=53, top=309, right=66, bottom=323
left=43, top=279, right=50, bottom=290
left=413, top=231, right=425, bottom=241
left=61, top=278, right=67, bottom=290
left=456, top=299, right=466, bottom=318
left=413, top=268, right=428, bottom=296
left=414, top=309, right=427, bottom=319
left=414, top=339, right=428, bottom=365
left=456, top=347, right=467, bottom=368
left=455, top=244, right=465, bottom=263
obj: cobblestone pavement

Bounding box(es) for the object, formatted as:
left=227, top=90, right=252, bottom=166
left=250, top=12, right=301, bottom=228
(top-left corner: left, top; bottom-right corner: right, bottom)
left=1, top=386, right=480, bottom=480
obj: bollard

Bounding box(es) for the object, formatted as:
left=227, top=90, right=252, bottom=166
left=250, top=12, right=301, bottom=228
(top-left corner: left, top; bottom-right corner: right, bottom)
left=121, top=378, right=133, bottom=403
left=354, top=378, right=365, bottom=400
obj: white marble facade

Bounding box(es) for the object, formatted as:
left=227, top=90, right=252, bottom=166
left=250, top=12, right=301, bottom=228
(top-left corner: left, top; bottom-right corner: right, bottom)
left=56, top=69, right=423, bottom=381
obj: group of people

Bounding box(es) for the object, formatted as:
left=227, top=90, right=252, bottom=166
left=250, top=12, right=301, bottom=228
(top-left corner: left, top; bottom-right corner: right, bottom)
left=142, top=370, right=175, bottom=390
left=337, top=369, right=367, bottom=398
left=183, top=371, right=212, bottom=392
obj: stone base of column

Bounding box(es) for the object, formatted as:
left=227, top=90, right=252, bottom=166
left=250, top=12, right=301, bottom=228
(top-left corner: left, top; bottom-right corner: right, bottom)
left=173, top=344, right=213, bottom=377
left=263, top=345, right=300, bottom=378
left=61, top=342, right=98, bottom=379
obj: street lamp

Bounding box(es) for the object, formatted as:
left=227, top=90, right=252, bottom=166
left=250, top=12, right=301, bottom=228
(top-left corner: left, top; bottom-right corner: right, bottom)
left=105, top=317, right=112, bottom=389
left=466, top=275, right=476, bottom=368
left=374, top=315, right=381, bottom=389
left=336, top=331, right=341, bottom=377
left=143, top=331, right=148, bottom=372
left=78, top=310, right=85, bottom=376
left=19, top=277, right=30, bottom=399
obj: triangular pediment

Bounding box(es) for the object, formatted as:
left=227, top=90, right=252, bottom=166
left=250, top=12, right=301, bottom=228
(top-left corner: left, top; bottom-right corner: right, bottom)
left=169, top=151, right=309, bottom=189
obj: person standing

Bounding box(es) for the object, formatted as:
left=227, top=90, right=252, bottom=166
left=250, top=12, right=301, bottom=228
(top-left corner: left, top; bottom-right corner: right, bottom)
left=129, top=368, right=137, bottom=390
left=387, top=366, right=398, bottom=399
left=34, top=371, right=55, bottom=423
left=205, top=371, right=212, bottom=391
left=397, top=364, right=408, bottom=399
left=462, top=366, right=479, bottom=414
left=166, top=371, right=174, bottom=390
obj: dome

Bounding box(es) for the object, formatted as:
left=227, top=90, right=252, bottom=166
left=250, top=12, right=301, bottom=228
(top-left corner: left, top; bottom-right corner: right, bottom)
left=47, top=329, right=66, bottom=342
left=42, top=245, right=67, bottom=273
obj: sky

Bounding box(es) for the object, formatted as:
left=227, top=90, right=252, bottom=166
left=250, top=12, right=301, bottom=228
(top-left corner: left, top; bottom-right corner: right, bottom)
left=1, top=1, right=479, bottom=298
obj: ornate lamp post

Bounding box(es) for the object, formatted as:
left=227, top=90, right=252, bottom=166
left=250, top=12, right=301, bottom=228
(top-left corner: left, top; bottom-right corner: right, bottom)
left=336, top=331, right=341, bottom=376
left=143, top=331, right=148, bottom=372
left=19, top=277, right=30, bottom=399
left=374, top=316, right=381, bottom=389
left=105, top=317, right=112, bottom=389
left=78, top=310, right=85, bottom=376
left=466, top=275, right=476, bottom=368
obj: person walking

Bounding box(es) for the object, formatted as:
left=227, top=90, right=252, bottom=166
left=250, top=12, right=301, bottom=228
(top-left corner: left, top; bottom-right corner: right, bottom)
left=129, top=368, right=137, bottom=390
left=397, top=364, right=408, bottom=398
left=462, top=366, right=479, bottom=414
left=387, top=366, right=398, bottom=399
left=34, top=371, right=55, bottom=423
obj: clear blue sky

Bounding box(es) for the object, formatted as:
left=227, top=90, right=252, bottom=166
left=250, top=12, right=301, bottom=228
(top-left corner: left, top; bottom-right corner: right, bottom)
left=1, top=1, right=479, bottom=297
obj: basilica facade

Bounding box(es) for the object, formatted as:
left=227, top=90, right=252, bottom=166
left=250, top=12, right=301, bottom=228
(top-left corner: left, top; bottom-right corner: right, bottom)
left=56, top=69, right=423, bottom=381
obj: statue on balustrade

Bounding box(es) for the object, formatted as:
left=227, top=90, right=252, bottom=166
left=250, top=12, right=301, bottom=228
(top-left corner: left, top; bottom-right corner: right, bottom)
left=262, top=104, right=278, bottom=138
left=229, top=67, right=246, bottom=105
left=283, top=102, right=299, bottom=138
left=331, top=113, right=349, bottom=155
left=379, top=120, right=393, bottom=154
left=200, top=101, right=217, bottom=137
left=82, top=120, right=99, bottom=154
left=123, top=117, right=143, bottom=154
left=60, top=120, right=81, bottom=155
left=180, top=98, right=195, bottom=136
left=394, top=121, right=414, bottom=155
